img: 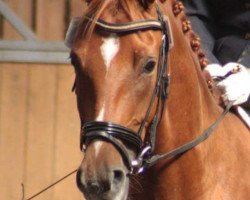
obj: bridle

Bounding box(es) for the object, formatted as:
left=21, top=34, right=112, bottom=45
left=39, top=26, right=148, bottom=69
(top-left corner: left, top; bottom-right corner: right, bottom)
left=81, top=5, right=170, bottom=173
left=80, top=5, right=233, bottom=174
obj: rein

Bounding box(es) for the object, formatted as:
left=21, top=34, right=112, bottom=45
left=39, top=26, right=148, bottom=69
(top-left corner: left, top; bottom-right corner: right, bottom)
left=145, top=101, right=234, bottom=168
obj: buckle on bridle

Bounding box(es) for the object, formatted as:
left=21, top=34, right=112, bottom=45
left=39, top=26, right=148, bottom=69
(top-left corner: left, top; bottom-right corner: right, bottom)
left=131, top=145, right=152, bottom=174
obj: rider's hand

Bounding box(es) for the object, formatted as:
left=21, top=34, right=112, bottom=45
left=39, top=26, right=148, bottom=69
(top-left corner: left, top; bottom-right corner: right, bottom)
left=205, top=62, right=250, bottom=106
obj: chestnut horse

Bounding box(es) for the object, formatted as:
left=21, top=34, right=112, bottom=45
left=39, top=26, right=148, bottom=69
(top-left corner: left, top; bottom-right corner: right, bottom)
left=69, top=0, right=250, bottom=199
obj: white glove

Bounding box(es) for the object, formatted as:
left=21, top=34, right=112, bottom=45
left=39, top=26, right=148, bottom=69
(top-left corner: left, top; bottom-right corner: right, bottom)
left=205, top=62, right=250, bottom=105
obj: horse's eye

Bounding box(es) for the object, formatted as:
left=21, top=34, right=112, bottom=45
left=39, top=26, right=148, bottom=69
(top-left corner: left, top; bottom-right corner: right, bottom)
left=143, top=59, right=156, bottom=73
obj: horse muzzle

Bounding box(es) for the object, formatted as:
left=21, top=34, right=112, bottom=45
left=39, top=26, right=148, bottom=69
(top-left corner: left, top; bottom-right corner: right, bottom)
left=77, top=166, right=128, bottom=200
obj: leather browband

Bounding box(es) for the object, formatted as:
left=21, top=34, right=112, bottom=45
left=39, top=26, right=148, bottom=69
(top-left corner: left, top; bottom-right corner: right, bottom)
left=84, top=16, right=173, bottom=48
left=84, top=16, right=162, bottom=33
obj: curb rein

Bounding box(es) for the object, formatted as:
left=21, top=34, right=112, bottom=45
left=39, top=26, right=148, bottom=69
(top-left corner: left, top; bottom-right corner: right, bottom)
left=80, top=6, right=233, bottom=175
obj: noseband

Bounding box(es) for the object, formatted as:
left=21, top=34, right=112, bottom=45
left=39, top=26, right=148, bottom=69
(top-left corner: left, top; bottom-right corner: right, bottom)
left=80, top=5, right=233, bottom=174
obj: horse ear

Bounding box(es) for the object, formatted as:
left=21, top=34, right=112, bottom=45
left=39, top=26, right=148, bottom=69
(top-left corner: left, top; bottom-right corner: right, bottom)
left=140, top=0, right=155, bottom=9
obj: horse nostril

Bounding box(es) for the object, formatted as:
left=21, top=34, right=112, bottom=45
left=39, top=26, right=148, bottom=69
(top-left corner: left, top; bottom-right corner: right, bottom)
left=113, top=169, right=125, bottom=183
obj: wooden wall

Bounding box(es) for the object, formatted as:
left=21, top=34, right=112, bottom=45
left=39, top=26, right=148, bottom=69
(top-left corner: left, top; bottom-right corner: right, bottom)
left=0, top=1, right=86, bottom=199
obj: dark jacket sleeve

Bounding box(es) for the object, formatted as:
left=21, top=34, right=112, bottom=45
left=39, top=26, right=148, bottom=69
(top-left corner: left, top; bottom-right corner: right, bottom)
left=182, top=0, right=220, bottom=64
left=182, top=0, right=250, bottom=66
left=182, top=0, right=250, bottom=110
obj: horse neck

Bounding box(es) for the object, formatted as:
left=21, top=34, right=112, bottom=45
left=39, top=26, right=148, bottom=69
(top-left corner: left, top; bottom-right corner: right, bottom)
left=135, top=3, right=250, bottom=199
left=158, top=34, right=219, bottom=158
left=144, top=3, right=250, bottom=198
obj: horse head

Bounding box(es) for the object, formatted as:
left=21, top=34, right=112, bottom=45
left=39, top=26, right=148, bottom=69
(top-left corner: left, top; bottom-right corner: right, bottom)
left=68, top=0, right=250, bottom=199
left=70, top=0, right=169, bottom=199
